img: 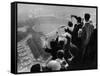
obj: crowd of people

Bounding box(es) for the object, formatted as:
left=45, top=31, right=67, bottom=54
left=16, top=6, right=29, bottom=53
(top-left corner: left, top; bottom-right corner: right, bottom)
left=30, top=13, right=97, bottom=72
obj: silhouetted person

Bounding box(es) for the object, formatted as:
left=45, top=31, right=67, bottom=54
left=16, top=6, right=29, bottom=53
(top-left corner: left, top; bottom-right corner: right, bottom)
left=56, top=50, right=69, bottom=71
left=64, top=21, right=73, bottom=35
left=55, top=32, right=67, bottom=50
left=71, top=15, right=83, bottom=48
left=45, top=39, right=58, bottom=60
left=81, top=13, right=94, bottom=66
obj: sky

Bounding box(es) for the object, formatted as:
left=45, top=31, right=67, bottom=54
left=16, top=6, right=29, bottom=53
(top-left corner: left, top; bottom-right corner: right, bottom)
left=18, top=3, right=96, bottom=34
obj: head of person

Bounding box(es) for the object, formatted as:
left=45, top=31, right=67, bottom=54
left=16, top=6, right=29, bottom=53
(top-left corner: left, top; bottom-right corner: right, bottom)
left=31, top=64, right=41, bottom=72
left=47, top=60, right=61, bottom=71
left=68, top=21, right=73, bottom=27
left=50, top=39, right=57, bottom=49
left=59, top=40, right=65, bottom=46
left=57, top=50, right=64, bottom=59
left=77, top=17, right=82, bottom=23
left=84, top=13, right=90, bottom=22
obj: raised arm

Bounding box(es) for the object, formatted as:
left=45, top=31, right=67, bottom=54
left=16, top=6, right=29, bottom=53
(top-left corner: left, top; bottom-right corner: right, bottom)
left=71, top=15, right=78, bottom=20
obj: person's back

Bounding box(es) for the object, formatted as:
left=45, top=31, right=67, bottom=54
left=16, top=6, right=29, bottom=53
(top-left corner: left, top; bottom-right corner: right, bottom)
left=71, top=16, right=83, bottom=35
left=81, top=13, right=94, bottom=64
left=81, top=21, right=94, bottom=46
left=81, top=13, right=94, bottom=47
left=72, top=22, right=83, bottom=47
left=81, top=23, right=94, bottom=67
